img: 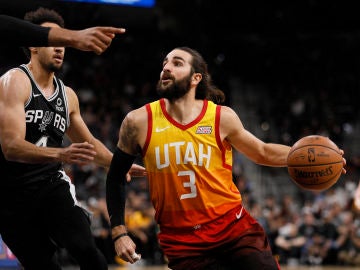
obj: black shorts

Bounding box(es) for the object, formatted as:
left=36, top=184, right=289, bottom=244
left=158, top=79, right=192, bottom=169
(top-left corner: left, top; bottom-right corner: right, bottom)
left=0, top=171, right=106, bottom=270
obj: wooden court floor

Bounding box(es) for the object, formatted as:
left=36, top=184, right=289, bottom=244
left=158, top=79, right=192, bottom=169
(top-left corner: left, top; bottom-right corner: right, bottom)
left=2, top=264, right=358, bottom=269
left=116, top=266, right=357, bottom=270
left=1, top=263, right=356, bottom=269
left=61, top=265, right=360, bottom=270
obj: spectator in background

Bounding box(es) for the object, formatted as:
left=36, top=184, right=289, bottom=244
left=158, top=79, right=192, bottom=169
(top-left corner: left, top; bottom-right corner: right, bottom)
left=87, top=197, right=116, bottom=265
left=337, top=211, right=360, bottom=266
left=298, top=211, right=322, bottom=265
left=275, top=221, right=306, bottom=265
left=354, top=181, right=360, bottom=212
left=125, top=190, right=162, bottom=265
left=318, top=209, right=341, bottom=265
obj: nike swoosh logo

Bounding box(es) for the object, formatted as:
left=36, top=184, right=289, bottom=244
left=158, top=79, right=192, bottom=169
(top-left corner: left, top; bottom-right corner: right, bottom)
left=33, top=93, right=41, bottom=97
left=155, top=126, right=170, bottom=132
left=236, top=207, right=244, bottom=220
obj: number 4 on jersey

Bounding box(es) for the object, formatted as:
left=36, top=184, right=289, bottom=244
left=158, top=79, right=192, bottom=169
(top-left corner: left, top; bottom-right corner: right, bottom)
left=35, top=136, right=49, bottom=147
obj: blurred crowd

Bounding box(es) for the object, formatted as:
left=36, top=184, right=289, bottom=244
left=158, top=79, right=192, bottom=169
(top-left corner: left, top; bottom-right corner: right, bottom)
left=243, top=179, right=360, bottom=267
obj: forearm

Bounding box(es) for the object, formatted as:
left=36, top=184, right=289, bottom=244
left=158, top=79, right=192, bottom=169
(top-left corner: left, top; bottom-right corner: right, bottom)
left=3, top=138, right=60, bottom=163
left=92, top=138, right=113, bottom=168
left=262, top=143, right=291, bottom=167
left=0, top=15, right=49, bottom=46
left=48, top=27, right=77, bottom=47
left=106, top=147, right=136, bottom=230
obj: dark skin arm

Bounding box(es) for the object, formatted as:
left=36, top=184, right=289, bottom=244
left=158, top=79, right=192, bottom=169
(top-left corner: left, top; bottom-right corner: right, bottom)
left=0, top=14, right=126, bottom=54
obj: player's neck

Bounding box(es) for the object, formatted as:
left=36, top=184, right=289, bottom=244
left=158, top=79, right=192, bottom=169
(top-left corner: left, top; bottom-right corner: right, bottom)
left=27, top=62, right=55, bottom=97
left=165, top=97, right=204, bottom=125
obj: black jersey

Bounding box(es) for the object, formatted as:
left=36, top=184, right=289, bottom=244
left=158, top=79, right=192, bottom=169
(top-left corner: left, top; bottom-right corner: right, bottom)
left=0, top=64, right=70, bottom=187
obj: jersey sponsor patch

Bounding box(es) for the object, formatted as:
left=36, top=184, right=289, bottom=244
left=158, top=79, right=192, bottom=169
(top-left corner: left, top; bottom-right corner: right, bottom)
left=196, top=126, right=212, bottom=134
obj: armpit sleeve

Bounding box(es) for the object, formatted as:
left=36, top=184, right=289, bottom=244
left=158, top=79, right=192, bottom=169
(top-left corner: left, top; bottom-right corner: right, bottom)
left=106, top=147, right=136, bottom=228
left=0, top=15, right=50, bottom=46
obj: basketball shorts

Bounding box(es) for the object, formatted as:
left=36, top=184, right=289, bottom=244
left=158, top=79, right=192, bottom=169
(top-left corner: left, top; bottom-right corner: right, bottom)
left=158, top=205, right=280, bottom=270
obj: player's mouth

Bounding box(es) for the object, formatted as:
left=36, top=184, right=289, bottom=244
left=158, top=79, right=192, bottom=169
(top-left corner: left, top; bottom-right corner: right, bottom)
left=161, top=73, right=174, bottom=85
left=54, top=55, right=63, bottom=63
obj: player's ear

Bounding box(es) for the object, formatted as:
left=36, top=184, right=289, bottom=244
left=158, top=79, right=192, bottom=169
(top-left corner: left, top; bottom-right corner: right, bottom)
left=192, top=72, right=202, bottom=84
left=29, top=47, right=37, bottom=53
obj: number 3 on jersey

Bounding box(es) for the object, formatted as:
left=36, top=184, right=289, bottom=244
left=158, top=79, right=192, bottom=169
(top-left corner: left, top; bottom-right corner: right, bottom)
left=35, top=136, right=49, bottom=147
left=179, top=170, right=197, bottom=199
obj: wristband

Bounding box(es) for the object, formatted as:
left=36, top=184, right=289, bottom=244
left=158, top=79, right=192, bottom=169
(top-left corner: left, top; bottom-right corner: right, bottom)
left=112, top=233, right=128, bottom=242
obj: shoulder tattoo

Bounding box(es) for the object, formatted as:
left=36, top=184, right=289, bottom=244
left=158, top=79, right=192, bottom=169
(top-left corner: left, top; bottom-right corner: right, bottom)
left=119, top=116, right=138, bottom=153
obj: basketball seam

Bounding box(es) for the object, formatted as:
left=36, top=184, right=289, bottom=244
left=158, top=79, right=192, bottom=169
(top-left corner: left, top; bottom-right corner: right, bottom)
left=289, top=144, right=340, bottom=154
left=287, top=161, right=343, bottom=167
left=288, top=144, right=340, bottom=156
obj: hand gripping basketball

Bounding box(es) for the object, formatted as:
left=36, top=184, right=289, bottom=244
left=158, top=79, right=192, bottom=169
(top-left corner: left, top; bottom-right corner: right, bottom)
left=287, top=135, right=343, bottom=191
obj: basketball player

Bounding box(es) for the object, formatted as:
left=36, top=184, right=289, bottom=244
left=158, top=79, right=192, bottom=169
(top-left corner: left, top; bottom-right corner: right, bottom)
left=0, top=8, right=144, bottom=270
left=0, top=14, right=125, bottom=54
left=106, top=47, right=346, bottom=269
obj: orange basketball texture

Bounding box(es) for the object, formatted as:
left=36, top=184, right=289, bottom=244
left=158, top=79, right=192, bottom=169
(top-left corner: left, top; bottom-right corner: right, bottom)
left=287, top=135, right=343, bottom=191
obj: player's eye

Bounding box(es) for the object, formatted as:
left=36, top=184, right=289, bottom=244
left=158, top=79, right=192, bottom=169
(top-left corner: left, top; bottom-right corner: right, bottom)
left=174, top=61, right=183, bottom=67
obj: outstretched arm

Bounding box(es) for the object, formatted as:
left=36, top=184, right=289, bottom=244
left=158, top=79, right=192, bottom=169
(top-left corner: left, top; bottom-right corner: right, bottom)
left=0, top=15, right=49, bottom=46
left=48, top=26, right=126, bottom=55
left=0, top=14, right=125, bottom=54
left=220, top=106, right=291, bottom=166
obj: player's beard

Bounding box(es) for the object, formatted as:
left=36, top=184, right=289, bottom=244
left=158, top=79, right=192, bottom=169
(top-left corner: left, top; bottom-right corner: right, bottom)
left=49, top=64, right=61, bottom=72
left=156, top=73, right=192, bottom=101
left=47, top=62, right=62, bottom=72
left=40, top=61, right=62, bottom=72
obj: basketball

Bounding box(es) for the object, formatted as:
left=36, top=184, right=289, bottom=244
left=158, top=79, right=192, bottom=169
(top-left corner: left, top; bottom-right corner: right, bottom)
left=287, top=135, right=343, bottom=191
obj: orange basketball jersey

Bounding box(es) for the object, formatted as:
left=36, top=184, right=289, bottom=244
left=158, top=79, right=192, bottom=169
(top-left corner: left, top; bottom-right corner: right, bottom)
left=143, top=99, right=241, bottom=230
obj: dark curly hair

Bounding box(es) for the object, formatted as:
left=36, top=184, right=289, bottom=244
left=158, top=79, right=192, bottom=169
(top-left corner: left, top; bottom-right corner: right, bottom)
left=23, top=7, right=65, bottom=58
